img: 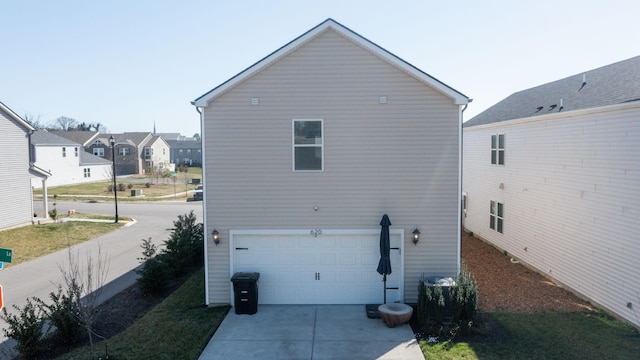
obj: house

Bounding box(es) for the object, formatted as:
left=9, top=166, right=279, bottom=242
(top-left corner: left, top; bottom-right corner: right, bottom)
left=192, top=19, right=470, bottom=306
left=463, top=56, right=640, bottom=327
left=30, top=130, right=112, bottom=188
left=0, top=101, right=50, bottom=229
left=156, top=133, right=202, bottom=166
left=87, top=132, right=170, bottom=175
left=50, top=130, right=100, bottom=150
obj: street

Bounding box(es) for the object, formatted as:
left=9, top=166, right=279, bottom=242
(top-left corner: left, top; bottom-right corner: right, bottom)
left=0, top=200, right=204, bottom=357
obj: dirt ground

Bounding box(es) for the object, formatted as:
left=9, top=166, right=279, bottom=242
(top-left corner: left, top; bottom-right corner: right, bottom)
left=461, top=232, right=594, bottom=313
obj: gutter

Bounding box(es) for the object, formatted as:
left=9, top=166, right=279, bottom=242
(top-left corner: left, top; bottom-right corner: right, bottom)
left=193, top=104, right=210, bottom=305
left=458, top=100, right=471, bottom=275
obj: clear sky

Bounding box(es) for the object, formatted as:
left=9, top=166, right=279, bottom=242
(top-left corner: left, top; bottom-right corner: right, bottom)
left=2, top=0, right=639, bottom=136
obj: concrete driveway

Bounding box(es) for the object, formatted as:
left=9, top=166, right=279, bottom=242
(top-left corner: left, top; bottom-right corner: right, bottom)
left=199, top=305, right=424, bottom=360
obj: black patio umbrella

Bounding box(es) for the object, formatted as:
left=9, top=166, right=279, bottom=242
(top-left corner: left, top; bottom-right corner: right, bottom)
left=376, top=214, right=392, bottom=304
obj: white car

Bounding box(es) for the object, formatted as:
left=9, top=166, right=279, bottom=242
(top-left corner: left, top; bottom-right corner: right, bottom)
left=194, top=185, right=203, bottom=200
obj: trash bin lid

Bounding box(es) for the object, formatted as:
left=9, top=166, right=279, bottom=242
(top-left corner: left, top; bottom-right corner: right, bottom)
left=231, top=272, right=260, bottom=282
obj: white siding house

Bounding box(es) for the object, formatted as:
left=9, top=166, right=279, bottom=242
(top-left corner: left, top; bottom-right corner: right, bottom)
left=463, top=56, right=640, bottom=328
left=0, top=101, right=50, bottom=229
left=193, top=19, right=470, bottom=306
left=30, top=130, right=112, bottom=188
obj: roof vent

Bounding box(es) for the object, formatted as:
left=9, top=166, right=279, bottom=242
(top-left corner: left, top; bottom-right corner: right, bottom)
left=549, top=104, right=557, bottom=111
left=535, top=106, right=543, bottom=113
left=558, top=98, right=564, bottom=112
left=579, top=74, right=587, bottom=91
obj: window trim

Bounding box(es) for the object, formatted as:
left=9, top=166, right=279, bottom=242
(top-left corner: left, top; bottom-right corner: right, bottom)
left=491, top=134, right=505, bottom=165
left=62, top=147, right=66, bottom=157
left=490, top=200, right=504, bottom=234
left=93, top=147, right=105, bottom=157
left=118, top=147, right=130, bottom=156
left=292, top=119, right=324, bottom=172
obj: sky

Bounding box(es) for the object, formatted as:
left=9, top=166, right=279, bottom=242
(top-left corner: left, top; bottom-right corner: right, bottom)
left=2, top=0, right=639, bottom=136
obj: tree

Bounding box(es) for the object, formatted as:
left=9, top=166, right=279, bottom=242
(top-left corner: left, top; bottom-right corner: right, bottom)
left=193, top=133, right=201, bottom=141
left=23, top=113, right=44, bottom=129
left=54, top=116, right=77, bottom=130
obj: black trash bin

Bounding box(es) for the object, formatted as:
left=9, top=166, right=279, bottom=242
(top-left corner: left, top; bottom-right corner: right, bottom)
left=231, top=272, right=260, bottom=315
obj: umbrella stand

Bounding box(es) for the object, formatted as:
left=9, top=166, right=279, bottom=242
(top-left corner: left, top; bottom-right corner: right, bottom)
left=383, top=274, right=387, bottom=304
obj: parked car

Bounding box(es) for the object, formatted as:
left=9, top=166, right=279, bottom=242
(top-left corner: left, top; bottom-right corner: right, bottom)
left=193, top=185, right=203, bottom=201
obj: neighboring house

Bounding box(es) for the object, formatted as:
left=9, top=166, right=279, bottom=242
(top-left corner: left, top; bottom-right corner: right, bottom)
left=50, top=130, right=100, bottom=149
left=157, top=133, right=202, bottom=166
left=0, top=101, right=50, bottom=229
left=89, top=132, right=170, bottom=175
left=192, top=19, right=470, bottom=306
left=30, top=130, right=112, bottom=188
left=463, top=56, right=640, bottom=328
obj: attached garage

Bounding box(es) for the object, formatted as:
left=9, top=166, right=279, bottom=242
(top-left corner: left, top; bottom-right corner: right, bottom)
left=230, top=230, right=404, bottom=305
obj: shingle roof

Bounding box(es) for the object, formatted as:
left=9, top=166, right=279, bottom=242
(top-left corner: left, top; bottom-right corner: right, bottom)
left=464, top=55, right=640, bottom=127
left=50, top=130, right=99, bottom=146
left=79, top=151, right=111, bottom=166
left=31, top=130, right=80, bottom=146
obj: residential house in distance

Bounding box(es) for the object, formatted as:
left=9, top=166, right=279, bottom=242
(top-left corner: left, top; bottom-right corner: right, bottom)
left=0, top=101, right=50, bottom=229
left=193, top=19, right=470, bottom=306
left=463, top=56, right=640, bottom=328
left=157, top=133, right=202, bottom=166
left=30, top=130, right=112, bottom=188
left=50, top=130, right=100, bottom=150
left=88, top=132, right=170, bottom=175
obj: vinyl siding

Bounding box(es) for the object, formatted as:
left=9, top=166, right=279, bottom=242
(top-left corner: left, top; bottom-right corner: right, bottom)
left=203, top=30, right=461, bottom=304
left=463, top=102, right=640, bottom=327
left=0, top=109, right=34, bottom=229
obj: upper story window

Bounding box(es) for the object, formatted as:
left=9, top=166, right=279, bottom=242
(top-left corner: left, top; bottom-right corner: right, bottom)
left=93, top=147, right=105, bottom=157
left=293, top=119, right=323, bottom=171
left=119, top=147, right=130, bottom=156
left=490, top=200, right=504, bottom=233
left=74, top=147, right=79, bottom=157
left=62, top=147, right=66, bottom=157
left=491, top=134, right=505, bottom=165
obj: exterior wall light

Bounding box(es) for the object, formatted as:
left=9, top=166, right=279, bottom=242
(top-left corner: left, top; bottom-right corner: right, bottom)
left=412, top=228, right=420, bottom=246
left=211, top=229, right=220, bottom=246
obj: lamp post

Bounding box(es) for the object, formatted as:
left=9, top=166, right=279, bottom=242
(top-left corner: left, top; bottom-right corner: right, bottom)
left=109, top=136, right=119, bottom=223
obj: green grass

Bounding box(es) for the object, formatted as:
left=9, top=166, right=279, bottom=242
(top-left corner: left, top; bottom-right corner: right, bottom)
left=0, top=220, right=125, bottom=267
left=420, top=311, right=640, bottom=359
left=57, top=269, right=229, bottom=360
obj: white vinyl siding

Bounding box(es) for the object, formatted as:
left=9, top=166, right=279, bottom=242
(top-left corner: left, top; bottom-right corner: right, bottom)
left=463, top=102, right=640, bottom=328
left=202, top=29, right=461, bottom=305
left=0, top=108, right=34, bottom=229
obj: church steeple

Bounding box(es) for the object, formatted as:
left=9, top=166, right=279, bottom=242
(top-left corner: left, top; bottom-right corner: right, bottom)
left=153, top=121, right=156, bottom=134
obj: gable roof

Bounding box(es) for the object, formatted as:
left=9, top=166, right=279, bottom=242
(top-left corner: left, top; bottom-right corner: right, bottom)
left=465, top=55, right=640, bottom=127
left=31, top=130, right=80, bottom=146
left=50, top=130, right=99, bottom=147
left=1, top=100, right=34, bottom=132
left=79, top=151, right=111, bottom=166
left=193, top=18, right=470, bottom=107
left=109, top=132, right=153, bottom=147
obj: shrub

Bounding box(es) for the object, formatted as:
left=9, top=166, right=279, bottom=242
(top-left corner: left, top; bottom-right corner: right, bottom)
left=0, top=298, right=47, bottom=357
left=136, top=254, right=172, bottom=295
left=137, top=237, right=158, bottom=263
left=117, top=183, right=126, bottom=191
left=48, top=208, right=58, bottom=222
left=107, top=184, right=114, bottom=192
left=145, top=182, right=152, bottom=188
left=162, top=211, right=204, bottom=274
left=36, top=285, right=84, bottom=346
left=127, top=183, right=134, bottom=189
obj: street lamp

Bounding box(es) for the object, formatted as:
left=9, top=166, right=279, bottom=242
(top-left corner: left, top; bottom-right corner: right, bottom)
left=109, top=136, right=119, bottom=223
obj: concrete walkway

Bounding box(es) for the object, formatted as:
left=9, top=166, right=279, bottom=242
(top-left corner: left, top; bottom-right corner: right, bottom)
left=199, top=305, right=424, bottom=360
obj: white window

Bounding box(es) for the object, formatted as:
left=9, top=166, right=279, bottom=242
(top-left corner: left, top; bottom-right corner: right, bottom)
left=62, top=147, right=66, bottom=157
left=93, top=147, right=105, bottom=157
left=293, top=119, right=323, bottom=171
left=119, top=148, right=130, bottom=156
left=84, top=168, right=91, bottom=178
left=490, top=200, right=504, bottom=233
left=74, top=147, right=79, bottom=157
left=491, top=134, right=505, bottom=165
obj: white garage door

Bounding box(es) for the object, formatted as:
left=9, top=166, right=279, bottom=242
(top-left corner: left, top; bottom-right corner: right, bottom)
left=231, top=230, right=403, bottom=305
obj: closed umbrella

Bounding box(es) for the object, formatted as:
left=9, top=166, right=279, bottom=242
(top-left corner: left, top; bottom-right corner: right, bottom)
left=377, top=214, right=392, bottom=304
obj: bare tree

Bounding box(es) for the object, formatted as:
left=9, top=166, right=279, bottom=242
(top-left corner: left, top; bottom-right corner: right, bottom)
left=54, top=116, right=77, bottom=131
left=23, top=113, right=45, bottom=129
left=58, top=242, right=110, bottom=358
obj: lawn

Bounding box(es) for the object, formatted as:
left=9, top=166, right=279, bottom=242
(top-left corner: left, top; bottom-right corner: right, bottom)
left=56, top=269, right=229, bottom=360
left=420, top=311, right=640, bottom=359
left=0, top=218, right=125, bottom=267
left=33, top=167, right=202, bottom=202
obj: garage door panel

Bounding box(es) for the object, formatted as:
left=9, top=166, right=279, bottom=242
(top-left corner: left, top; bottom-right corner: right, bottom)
left=232, top=231, right=403, bottom=304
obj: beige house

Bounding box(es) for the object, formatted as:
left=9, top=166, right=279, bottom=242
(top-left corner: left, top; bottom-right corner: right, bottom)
left=193, top=19, right=470, bottom=306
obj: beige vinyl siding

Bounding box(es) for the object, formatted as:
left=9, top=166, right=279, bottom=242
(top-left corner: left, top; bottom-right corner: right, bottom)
left=463, top=102, right=640, bottom=327
left=0, top=109, right=34, bottom=229
left=203, top=29, right=461, bottom=304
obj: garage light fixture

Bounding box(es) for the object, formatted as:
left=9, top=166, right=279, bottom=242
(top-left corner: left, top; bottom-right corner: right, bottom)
left=412, top=228, right=420, bottom=246
left=211, top=229, right=220, bottom=246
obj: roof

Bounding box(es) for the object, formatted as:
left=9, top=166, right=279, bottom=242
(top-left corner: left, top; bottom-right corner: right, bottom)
left=79, top=151, right=111, bottom=166
left=464, top=55, right=640, bottom=127
left=1, top=100, right=34, bottom=132
left=193, top=18, right=470, bottom=107
left=50, top=130, right=99, bottom=147
left=31, top=130, right=80, bottom=146
left=108, top=132, right=153, bottom=147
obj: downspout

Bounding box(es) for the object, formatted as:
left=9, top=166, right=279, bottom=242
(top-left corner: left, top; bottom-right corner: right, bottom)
left=458, top=101, right=471, bottom=275
left=193, top=104, right=209, bottom=305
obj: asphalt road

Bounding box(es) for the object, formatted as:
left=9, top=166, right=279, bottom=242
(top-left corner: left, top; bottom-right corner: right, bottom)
left=0, top=200, right=204, bottom=357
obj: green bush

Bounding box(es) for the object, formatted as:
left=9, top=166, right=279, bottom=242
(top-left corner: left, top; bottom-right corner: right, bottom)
left=36, top=285, right=84, bottom=346
left=162, top=211, right=204, bottom=274
left=118, top=183, right=126, bottom=192
left=107, top=184, right=114, bottom=192
left=0, top=298, right=47, bottom=357
left=144, top=182, right=152, bottom=188
left=127, top=183, right=134, bottom=189
left=136, top=254, right=172, bottom=295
